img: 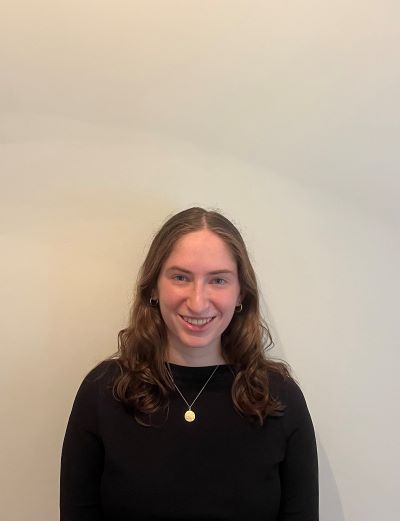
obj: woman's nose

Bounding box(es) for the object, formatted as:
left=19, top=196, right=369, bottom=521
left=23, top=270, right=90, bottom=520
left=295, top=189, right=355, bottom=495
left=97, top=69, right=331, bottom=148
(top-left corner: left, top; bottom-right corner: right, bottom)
left=187, top=282, right=209, bottom=313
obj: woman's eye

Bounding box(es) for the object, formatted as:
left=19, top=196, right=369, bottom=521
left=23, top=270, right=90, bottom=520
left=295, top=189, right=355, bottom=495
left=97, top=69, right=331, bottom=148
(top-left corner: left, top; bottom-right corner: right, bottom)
left=173, top=274, right=187, bottom=282
left=212, top=278, right=226, bottom=285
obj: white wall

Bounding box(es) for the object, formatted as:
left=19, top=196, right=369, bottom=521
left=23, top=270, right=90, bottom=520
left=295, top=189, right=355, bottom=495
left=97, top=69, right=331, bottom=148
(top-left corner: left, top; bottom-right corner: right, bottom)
left=1, top=2, right=399, bottom=520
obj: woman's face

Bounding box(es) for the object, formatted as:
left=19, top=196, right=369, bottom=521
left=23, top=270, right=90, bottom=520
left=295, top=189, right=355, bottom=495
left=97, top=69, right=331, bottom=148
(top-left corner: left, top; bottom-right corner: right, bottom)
left=155, top=229, right=241, bottom=363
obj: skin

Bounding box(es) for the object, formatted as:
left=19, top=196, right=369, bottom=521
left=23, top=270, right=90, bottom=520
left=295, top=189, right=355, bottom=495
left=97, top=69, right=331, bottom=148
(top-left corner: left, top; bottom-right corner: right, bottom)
left=154, top=229, right=241, bottom=366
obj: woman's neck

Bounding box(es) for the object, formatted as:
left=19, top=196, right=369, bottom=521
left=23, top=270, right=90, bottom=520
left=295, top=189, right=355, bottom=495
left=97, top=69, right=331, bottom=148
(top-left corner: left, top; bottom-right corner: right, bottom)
left=166, top=346, right=226, bottom=367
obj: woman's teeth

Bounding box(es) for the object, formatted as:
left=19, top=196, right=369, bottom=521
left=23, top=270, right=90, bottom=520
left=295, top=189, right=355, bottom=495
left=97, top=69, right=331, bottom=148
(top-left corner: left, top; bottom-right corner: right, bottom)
left=182, top=316, right=214, bottom=326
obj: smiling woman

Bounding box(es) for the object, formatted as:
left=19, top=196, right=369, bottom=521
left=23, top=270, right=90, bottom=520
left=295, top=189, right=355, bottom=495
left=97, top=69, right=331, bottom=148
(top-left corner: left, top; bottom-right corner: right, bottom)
left=60, top=207, right=319, bottom=521
left=155, top=228, right=241, bottom=365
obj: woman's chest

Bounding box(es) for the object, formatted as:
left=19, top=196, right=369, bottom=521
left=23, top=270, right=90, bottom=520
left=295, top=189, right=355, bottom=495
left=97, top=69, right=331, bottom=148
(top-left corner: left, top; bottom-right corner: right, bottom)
left=99, top=390, right=286, bottom=520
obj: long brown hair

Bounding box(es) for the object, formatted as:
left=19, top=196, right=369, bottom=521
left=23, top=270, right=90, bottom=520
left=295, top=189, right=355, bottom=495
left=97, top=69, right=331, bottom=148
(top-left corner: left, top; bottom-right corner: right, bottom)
left=111, top=207, right=291, bottom=425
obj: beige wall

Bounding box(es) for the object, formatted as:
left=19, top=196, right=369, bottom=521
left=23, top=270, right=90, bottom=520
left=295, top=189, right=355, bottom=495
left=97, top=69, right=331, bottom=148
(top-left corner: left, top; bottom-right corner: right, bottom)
left=1, top=2, right=399, bottom=520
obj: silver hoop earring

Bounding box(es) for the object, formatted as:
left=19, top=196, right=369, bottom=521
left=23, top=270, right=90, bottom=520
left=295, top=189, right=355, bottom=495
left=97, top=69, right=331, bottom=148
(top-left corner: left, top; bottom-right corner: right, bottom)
left=149, top=297, right=159, bottom=307
left=235, top=303, right=243, bottom=313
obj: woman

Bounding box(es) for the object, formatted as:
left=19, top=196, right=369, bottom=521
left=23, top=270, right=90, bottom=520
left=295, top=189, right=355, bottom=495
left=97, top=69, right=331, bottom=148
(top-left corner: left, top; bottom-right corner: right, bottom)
left=60, top=207, right=319, bottom=520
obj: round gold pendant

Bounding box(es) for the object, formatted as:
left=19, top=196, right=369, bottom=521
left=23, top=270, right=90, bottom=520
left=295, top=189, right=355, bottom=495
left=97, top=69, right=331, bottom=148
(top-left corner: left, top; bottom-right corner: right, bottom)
left=184, top=410, right=195, bottom=422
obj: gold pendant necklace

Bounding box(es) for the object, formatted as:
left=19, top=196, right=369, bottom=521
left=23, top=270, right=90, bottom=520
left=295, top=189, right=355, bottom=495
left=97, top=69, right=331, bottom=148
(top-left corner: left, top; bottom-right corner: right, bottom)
left=184, top=410, right=196, bottom=422
left=167, top=364, right=220, bottom=422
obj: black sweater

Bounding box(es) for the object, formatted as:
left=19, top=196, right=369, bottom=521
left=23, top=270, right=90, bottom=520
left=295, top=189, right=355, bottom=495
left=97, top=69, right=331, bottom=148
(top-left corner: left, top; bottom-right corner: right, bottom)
left=60, top=360, right=318, bottom=520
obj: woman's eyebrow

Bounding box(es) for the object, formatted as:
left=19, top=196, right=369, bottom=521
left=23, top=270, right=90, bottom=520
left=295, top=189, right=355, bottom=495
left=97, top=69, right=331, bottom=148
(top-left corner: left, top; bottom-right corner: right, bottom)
left=165, top=266, right=235, bottom=275
left=207, top=270, right=236, bottom=275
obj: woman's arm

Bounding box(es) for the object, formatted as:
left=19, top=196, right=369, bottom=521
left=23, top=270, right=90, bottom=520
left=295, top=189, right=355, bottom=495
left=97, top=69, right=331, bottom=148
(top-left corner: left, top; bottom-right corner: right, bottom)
left=60, top=369, right=105, bottom=521
left=278, top=379, right=319, bottom=520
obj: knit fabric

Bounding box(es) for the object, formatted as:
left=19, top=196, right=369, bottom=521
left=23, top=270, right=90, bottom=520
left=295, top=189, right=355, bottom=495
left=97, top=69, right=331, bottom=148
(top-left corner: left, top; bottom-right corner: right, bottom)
left=60, top=360, right=318, bottom=520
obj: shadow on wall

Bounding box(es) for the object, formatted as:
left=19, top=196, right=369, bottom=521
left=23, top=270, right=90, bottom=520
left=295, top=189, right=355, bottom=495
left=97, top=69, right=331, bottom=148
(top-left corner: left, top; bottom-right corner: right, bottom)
left=318, top=439, right=346, bottom=521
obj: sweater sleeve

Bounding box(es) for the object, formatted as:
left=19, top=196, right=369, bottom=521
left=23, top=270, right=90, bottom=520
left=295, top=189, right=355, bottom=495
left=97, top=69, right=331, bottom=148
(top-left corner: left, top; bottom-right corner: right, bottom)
left=278, top=378, right=319, bottom=521
left=60, top=364, right=107, bottom=521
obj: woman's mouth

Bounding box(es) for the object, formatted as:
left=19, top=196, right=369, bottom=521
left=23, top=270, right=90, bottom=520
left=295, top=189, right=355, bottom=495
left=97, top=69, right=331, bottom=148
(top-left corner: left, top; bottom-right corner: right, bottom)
left=179, top=315, right=215, bottom=331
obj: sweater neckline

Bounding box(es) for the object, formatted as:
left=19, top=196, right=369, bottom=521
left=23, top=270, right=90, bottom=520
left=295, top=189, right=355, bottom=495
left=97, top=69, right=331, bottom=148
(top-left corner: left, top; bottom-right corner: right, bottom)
left=166, top=362, right=234, bottom=383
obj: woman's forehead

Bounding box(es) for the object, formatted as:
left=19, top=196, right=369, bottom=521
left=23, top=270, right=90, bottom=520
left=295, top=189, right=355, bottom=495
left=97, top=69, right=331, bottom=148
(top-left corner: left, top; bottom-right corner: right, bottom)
left=164, top=230, right=237, bottom=270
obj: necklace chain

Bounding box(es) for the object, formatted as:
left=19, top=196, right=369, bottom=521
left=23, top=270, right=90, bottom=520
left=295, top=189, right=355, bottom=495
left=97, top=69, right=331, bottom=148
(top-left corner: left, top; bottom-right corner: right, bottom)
left=167, top=363, right=220, bottom=422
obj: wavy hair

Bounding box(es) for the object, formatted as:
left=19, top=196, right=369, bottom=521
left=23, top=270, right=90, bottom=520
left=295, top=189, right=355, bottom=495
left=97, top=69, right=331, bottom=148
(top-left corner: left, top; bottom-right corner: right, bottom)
left=110, top=207, right=291, bottom=425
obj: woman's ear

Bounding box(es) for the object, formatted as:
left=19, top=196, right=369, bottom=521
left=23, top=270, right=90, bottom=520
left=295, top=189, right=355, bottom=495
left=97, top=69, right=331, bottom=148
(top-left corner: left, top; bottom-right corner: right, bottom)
left=149, top=290, right=159, bottom=307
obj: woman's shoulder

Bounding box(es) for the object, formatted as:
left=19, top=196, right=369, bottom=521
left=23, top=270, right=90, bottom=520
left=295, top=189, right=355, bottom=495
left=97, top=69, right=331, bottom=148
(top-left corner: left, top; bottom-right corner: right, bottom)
left=73, top=359, right=121, bottom=401
left=83, top=358, right=121, bottom=384
left=267, top=364, right=300, bottom=396
left=266, top=363, right=312, bottom=424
